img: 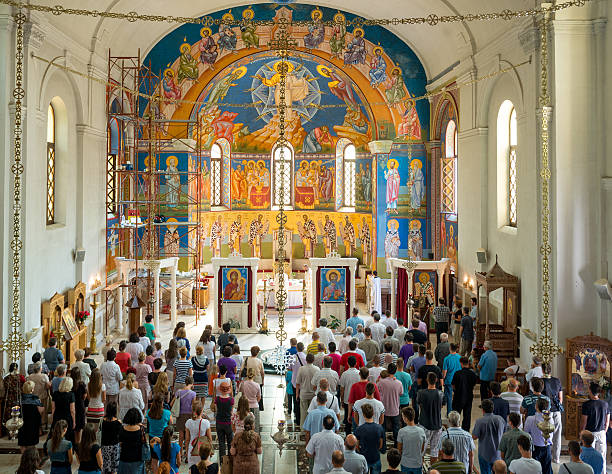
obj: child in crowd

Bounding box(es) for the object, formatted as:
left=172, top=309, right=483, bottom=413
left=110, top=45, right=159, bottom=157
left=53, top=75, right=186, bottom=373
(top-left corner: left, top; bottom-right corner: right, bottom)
left=154, top=341, right=164, bottom=359
left=145, top=345, right=156, bottom=370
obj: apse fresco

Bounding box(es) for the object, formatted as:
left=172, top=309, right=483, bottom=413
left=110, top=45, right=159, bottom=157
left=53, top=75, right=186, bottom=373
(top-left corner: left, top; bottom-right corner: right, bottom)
left=231, top=158, right=272, bottom=210
left=294, top=156, right=335, bottom=210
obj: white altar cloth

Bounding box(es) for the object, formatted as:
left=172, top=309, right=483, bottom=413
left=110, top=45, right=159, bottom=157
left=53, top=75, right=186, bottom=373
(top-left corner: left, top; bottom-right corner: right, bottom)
left=256, top=278, right=304, bottom=308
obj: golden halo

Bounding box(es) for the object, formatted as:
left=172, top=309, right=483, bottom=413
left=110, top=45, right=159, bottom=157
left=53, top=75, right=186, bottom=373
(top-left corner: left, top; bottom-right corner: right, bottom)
left=256, top=160, right=265, bottom=167
left=166, top=155, right=178, bottom=167
left=311, top=8, right=323, bottom=20
left=144, top=155, right=156, bottom=168
left=410, top=219, right=422, bottom=230
left=273, top=60, right=294, bottom=74
left=222, top=12, right=234, bottom=22
left=325, top=269, right=341, bottom=282
left=232, top=66, right=247, bottom=79
left=200, top=27, right=212, bottom=37
left=300, top=160, right=309, bottom=168
left=247, top=160, right=255, bottom=168
left=242, top=7, right=254, bottom=19
left=317, top=64, right=331, bottom=78
left=410, top=159, right=422, bottom=169
left=353, top=28, right=364, bottom=37
left=387, top=219, right=399, bottom=230
left=228, top=269, right=240, bottom=280
left=241, top=160, right=247, bottom=165
left=419, top=272, right=430, bottom=283
left=387, top=158, right=399, bottom=170
left=391, top=66, right=402, bottom=76
left=164, top=68, right=174, bottom=78
left=166, top=217, right=178, bottom=232
left=180, top=43, right=191, bottom=54
left=373, top=46, right=383, bottom=56
left=333, top=13, right=345, bottom=23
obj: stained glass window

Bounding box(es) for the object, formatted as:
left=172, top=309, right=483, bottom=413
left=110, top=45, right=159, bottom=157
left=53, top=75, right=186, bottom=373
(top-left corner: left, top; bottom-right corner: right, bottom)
left=46, top=104, right=56, bottom=225
left=273, top=143, right=292, bottom=207
left=508, top=107, right=517, bottom=227
left=442, top=120, right=457, bottom=214
left=210, top=142, right=223, bottom=207
left=343, top=143, right=356, bottom=208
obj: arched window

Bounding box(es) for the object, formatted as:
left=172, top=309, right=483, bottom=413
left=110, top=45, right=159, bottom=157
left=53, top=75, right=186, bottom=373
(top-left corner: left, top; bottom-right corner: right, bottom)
left=343, top=143, right=356, bottom=208
left=210, top=142, right=223, bottom=207
left=442, top=120, right=457, bottom=213
left=508, top=107, right=517, bottom=227
left=272, top=142, right=293, bottom=208
left=107, top=117, right=120, bottom=214
left=46, top=104, right=56, bottom=225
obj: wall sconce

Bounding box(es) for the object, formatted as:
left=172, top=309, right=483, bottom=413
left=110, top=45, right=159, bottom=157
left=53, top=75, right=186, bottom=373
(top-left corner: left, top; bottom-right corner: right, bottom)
left=469, top=279, right=474, bottom=291
left=463, top=275, right=469, bottom=287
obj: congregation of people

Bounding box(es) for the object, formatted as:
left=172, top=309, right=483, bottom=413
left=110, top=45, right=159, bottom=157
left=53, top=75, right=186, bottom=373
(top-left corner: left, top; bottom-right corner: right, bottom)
left=9, top=301, right=612, bottom=474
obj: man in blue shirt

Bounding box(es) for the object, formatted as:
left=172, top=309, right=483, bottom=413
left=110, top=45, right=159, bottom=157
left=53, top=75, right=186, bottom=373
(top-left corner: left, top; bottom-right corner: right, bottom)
left=347, top=308, right=365, bottom=335
left=442, top=342, right=461, bottom=415
left=354, top=403, right=385, bottom=474
left=286, top=337, right=298, bottom=356
left=580, top=430, right=604, bottom=474
left=478, top=340, right=498, bottom=402
left=303, top=391, right=340, bottom=442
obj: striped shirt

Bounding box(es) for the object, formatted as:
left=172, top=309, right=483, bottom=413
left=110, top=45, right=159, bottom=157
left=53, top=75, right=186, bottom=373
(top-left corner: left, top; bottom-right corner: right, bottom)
left=307, top=341, right=323, bottom=354
left=434, top=306, right=451, bottom=323
left=501, top=391, right=524, bottom=415
left=173, top=358, right=192, bottom=384
left=379, top=352, right=398, bottom=366
left=437, top=427, right=475, bottom=473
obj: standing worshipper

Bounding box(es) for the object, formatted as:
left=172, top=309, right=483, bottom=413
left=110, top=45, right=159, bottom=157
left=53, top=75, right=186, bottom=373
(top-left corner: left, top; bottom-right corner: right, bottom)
left=118, top=373, right=145, bottom=421
left=433, top=298, right=451, bottom=344
left=501, top=379, right=524, bottom=424
left=399, top=334, right=415, bottom=368
left=430, top=439, right=468, bottom=474
left=417, top=372, right=444, bottom=462
left=192, top=345, right=209, bottom=405
left=579, top=430, right=604, bottom=474
left=172, top=376, right=197, bottom=455
left=43, top=338, right=65, bottom=377
left=101, top=349, right=122, bottom=409
left=507, top=435, right=542, bottom=474
left=395, top=359, right=413, bottom=420
left=125, top=333, right=144, bottom=367
left=303, top=391, right=340, bottom=442
left=541, top=362, right=563, bottom=464
left=50, top=377, right=75, bottom=444
left=472, top=399, right=506, bottom=474
left=289, top=342, right=307, bottom=425
left=347, top=308, right=365, bottom=335
left=580, top=382, right=609, bottom=463
left=458, top=307, right=474, bottom=356
left=442, top=343, right=461, bottom=415
left=214, top=381, right=234, bottom=459
left=451, top=356, right=478, bottom=431
left=408, top=319, right=427, bottom=346
left=239, top=368, right=262, bottom=432
left=339, top=356, right=361, bottom=435
left=317, top=318, right=335, bottom=349
left=369, top=313, right=387, bottom=346
left=439, top=411, right=476, bottom=474
left=417, top=350, right=443, bottom=390
left=489, top=382, right=511, bottom=427
left=394, top=319, right=408, bottom=344
left=216, top=322, right=238, bottom=354
left=378, top=363, right=404, bottom=446
left=435, top=333, right=451, bottom=369
left=559, top=440, right=595, bottom=474
left=499, top=413, right=532, bottom=468
left=353, top=382, right=385, bottom=427
left=135, top=352, right=152, bottom=404
left=72, top=349, right=92, bottom=386
left=340, top=340, right=365, bottom=372
left=241, top=346, right=265, bottom=411
left=70, top=367, right=87, bottom=446
left=380, top=326, right=401, bottom=355
left=478, top=341, right=498, bottom=402
left=307, top=415, right=345, bottom=474
left=354, top=404, right=386, bottom=474
left=343, top=434, right=368, bottom=474
left=17, top=381, right=42, bottom=452
left=359, top=328, right=381, bottom=367
left=525, top=357, right=544, bottom=392
left=296, top=353, right=320, bottom=427
left=230, top=414, right=262, bottom=474
left=312, top=356, right=340, bottom=394
left=520, top=378, right=550, bottom=418
left=397, top=406, right=426, bottom=474
left=174, top=347, right=194, bottom=393
left=382, top=310, right=398, bottom=330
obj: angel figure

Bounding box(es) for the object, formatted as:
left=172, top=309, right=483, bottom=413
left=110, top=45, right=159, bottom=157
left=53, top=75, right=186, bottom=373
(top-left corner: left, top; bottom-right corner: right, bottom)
left=248, top=214, right=269, bottom=258
left=358, top=217, right=371, bottom=266
left=297, top=214, right=318, bottom=259
left=339, top=215, right=356, bottom=257
left=210, top=217, right=223, bottom=258
left=228, top=215, right=244, bottom=255
left=318, top=215, right=338, bottom=256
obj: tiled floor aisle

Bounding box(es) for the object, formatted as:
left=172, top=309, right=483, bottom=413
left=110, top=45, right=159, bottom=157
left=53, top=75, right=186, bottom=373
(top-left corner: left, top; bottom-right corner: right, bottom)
left=2, top=303, right=612, bottom=473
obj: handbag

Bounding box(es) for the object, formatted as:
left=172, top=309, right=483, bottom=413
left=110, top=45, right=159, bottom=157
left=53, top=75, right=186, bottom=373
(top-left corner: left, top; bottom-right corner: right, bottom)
left=171, top=390, right=182, bottom=418
left=221, top=455, right=233, bottom=474
left=190, top=419, right=209, bottom=454
left=140, top=427, right=151, bottom=462
left=240, top=357, right=249, bottom=379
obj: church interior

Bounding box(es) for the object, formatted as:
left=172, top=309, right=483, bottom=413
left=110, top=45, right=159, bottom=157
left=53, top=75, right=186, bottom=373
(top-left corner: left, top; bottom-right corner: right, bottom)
left=0, top=0, right=611, bottom=472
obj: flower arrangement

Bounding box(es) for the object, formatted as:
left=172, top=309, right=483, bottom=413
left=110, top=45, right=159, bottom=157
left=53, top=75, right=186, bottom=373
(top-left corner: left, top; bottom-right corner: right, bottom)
left=76, top=310, right=90, bottom=325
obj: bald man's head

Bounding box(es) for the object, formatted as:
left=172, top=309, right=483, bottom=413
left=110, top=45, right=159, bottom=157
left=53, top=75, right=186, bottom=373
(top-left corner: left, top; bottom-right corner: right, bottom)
left=492, top=460, right=507, bottom=474
left=345, top=434, right=358, bottom=450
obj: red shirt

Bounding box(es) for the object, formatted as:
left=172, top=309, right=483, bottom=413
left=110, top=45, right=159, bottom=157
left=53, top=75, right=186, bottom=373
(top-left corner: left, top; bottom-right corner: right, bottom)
left=340, top=352, right=365, bottom=371
left=328, top=352, right=342, bottom=374
left=348, top=380, right=381, bottom=405
left=115, top=352, right=131, bottom=374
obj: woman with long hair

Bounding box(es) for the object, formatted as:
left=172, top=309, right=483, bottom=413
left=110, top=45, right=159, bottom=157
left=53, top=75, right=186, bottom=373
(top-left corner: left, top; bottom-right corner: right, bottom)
left=146, top=393, right=172, bottom=439
left=77, top=423, right=103, bottom=473
left=190, top=442, right=218, bottom=474
left=165, top=339, right=179, bottom=387
left=229, top=414, right=261, bottom=474
left=51, top=376, right=75, bottom=443
left=18, top=381, right=42, bottom=452
left=150, top=425, right=181, bottom=474
left=172, top=322, right=185, bottom=338
left=16, top=446, right=43, bottom=474
left=175, top=327, right=191, bottom=358
left=101, top=401, right=121, bottom=474
left=26, top=361, right=50, bottom=432
left=118, top=408, right=146, bottom=474
left=152, top=371, right=170, bottom=405
left=87, top=368, right=106, bottom=430
left=118, top=373, right=144, bottom=421
left=184, top=401, right=212, bottom=468
left=231, top=396, right=250, bottom=434
left=71, top=366, right=87, bottom=445
left=197, top=329, right=215, bottom=365
left=191, top=345, right=209, bottom=405
left=44, top=419, right=73, bottom=474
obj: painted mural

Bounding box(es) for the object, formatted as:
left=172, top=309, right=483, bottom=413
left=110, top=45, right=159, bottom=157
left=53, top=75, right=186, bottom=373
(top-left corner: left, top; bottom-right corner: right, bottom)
left=413, top=271, right=437, bottom=306
left=231, top=158, right=272, bottom=210
left=294, top=157, right=335, bottom=210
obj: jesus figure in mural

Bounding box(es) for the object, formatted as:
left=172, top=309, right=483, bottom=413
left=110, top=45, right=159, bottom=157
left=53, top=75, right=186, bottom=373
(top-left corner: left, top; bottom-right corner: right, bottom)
left=384, top=159, right=400, bottom=213
left=255, top=61, right=309, bottom=121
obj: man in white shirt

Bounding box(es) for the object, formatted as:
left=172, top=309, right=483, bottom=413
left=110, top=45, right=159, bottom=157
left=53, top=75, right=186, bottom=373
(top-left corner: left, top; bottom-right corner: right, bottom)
left=353, top=382, right=385, bottom=426
left=308, top=378, right=341, bottom=419
left=343, top=434, right=368, bottom=474
left=100, top=349, right=122, bottom=408
left=312, top=356, right=340, bottom=393
left=290, top=342, right=307, bottom=425
left=382, top=310, right=398, bottom=330
left=509, top=434, right=542, bottom=474
left=369, top=313, right=386, bottom=346
left=307, top=415, right=345, bottom=474
left=318, top=318, right=336, bottom=350
left=340, top=356, right=361, bottom=435
left=393, top=319, right=408, bottom=346
left=525, top=356, right=543, bottom=391
left=501, top=378, right=524, bottom=426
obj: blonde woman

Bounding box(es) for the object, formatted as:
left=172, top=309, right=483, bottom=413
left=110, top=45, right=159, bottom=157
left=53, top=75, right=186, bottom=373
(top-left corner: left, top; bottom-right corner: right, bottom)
left=18, top=381, right=42, bottom=452
left=51, top=376, right=75, bottom=443
left=86, top=368, right=106, bottom=430
left=239, top=368, right=261, bottom=432
left=153, top=371, right=171, bottom=405
left=118, top=373, right=144, bottom=420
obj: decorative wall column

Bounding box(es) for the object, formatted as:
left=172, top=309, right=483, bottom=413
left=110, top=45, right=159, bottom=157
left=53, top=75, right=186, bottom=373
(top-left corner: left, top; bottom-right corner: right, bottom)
left=552, top=13, right=602, bottom=344
left=390, top=265, right=397, bottom=318
left=170, top=257, right=178, bottom=326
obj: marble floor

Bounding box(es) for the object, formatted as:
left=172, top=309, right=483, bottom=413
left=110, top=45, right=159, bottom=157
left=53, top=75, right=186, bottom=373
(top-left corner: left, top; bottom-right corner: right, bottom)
left=2, top=303, right=611, bottom=473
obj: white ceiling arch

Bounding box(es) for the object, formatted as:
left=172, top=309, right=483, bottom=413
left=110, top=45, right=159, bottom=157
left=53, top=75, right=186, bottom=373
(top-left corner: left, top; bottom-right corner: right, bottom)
left=31, top=0, right=533, bottom=81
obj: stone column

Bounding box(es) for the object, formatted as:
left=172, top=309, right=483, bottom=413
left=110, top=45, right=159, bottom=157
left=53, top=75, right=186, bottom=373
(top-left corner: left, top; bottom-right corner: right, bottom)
left=552, top=12, right=602, bottom=344
left=170, top=257, right=178, bottom=326
left=436, top=268, right=445, bottom=304
left=116, top=270, right=124, bottom=335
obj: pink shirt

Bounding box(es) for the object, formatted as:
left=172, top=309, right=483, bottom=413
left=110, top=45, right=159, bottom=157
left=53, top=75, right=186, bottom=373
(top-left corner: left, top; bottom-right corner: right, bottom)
left=328, top=352, right=342, bottom=374
left=135, top=362, right=152, bottom=389
left=377, top=376, right=404, bottom=417
left=418, top=321, right=428, bottom=335
left=240, top=380, right=261, bottom=409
